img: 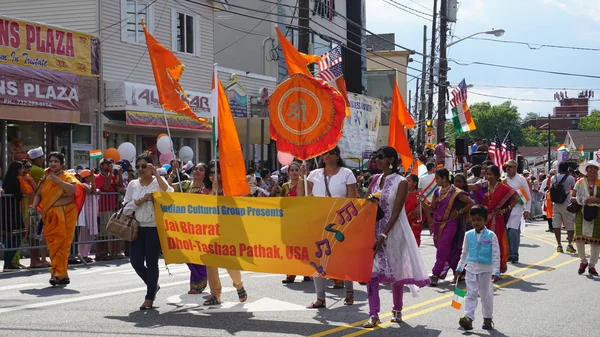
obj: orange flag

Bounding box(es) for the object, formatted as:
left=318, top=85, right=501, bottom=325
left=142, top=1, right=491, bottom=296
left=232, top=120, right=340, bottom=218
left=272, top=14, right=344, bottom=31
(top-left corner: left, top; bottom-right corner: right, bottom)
left=276, top=26, right=313, bottom=77
left=143, top=23, right=208, bottom=124
left=411, top=159, right=423, bottom=175
left=213, top=68, right=250, bottom=197
left=392, top=81, right=415, bottom=129
left=389, top=86, right=413, bottom=172
left=334, top=76, right=352, bottom=117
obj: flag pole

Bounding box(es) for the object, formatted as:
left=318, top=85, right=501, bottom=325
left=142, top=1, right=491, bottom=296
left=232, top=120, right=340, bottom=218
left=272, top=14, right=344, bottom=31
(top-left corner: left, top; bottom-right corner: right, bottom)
left=212, top=63, right=219, bottom=196
left=161, top=107, right=182, bottom=192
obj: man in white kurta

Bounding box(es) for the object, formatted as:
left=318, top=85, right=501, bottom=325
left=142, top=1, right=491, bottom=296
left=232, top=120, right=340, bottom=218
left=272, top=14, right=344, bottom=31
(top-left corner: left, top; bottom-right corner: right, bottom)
left=503, top=160, right=531, bottom=263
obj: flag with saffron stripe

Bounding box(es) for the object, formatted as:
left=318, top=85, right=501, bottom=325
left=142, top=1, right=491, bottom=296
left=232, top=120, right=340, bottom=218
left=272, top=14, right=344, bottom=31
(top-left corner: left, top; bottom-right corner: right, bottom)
left=90, top=149, right=102, bottom=159
left=517, top=186, right=530, bottom=205
left=450, top=79, right=476, bottom=133
left=451, top=287, right=466, bottom=310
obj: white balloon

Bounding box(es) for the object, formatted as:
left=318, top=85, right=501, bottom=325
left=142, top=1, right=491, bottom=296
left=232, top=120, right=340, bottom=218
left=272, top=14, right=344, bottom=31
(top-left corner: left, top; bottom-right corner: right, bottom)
left=117, top=142, right=136, bottom=162
left=179, top=146, right=194, bottom=162
left=156, top=136, right=173, bottom=154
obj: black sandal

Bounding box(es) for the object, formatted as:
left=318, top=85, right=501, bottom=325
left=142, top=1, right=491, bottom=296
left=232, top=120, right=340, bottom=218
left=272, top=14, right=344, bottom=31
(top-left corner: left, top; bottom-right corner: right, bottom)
left=282, top=276, right=295, bottom=284
left=237, top=287, right=248, bottom=302
left=307, top=298, right=326, bottom=309
left=203, top=296, right=221, bottom=306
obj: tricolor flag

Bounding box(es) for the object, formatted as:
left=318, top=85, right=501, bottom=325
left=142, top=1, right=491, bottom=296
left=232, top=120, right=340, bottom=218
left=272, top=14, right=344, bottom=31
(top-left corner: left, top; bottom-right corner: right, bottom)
left=450, top=79, right=476, bottom=133
left=90, top=149, right=102, bottom=159
left=411, top=159, right=428, bottom=178
left=517, top=186, right=530, bottom=205
left=451, top=287, right=466, bottom=310
left=423, top=180, right=439, bottom=199
left=557, top=144, right=569, bottom=153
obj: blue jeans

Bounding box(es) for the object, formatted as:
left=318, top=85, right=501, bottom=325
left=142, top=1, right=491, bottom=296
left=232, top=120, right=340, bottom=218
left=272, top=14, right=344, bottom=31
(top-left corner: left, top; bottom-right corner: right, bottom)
left=2, top=235, right=21, bottom=267
left=507, top=228, right=521, bottom=260
left=129, top=227, right=161, bottom=301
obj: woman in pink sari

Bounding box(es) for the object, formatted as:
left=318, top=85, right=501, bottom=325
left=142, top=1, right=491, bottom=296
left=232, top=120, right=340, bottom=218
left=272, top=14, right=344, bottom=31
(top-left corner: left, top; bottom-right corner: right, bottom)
left=469, top=165, right=520, bottom=273
left=429, top=168, right=474, bottom=286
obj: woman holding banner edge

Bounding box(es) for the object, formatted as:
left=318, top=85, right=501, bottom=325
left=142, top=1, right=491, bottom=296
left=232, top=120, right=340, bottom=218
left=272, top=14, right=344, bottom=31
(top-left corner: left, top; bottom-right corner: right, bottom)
left=297, top=146, right=357, bottom=308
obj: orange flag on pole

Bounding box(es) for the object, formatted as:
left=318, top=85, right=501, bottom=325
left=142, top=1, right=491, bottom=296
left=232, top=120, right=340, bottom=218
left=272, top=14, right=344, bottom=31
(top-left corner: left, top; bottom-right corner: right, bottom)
left=212, top=66, right=250, bottom=197
left=389, top=84, right=413, bottom=172
left=393, top=81, right=415, bottom=129
left=276, top=26, right=313, bottom=77
left=143, top=22, right=208, bottom=124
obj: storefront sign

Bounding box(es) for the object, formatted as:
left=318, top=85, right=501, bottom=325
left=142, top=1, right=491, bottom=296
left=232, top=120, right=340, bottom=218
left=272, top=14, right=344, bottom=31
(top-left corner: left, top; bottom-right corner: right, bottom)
left=337, top=94, right=381, bottom=169
left=0, top=63, right=79, bottom=110
left=0, top=15, right=99, bottom=77
left=224, top=74, right=248, bottom=118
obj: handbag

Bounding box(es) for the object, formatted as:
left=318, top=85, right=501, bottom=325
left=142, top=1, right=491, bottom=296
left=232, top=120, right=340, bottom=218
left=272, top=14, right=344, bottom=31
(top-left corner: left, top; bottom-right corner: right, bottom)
left=583, top=205, right=599, bottom=222
left=106, top=203, right=139, bottom=241
left=567, top=203, right=582, bottom=214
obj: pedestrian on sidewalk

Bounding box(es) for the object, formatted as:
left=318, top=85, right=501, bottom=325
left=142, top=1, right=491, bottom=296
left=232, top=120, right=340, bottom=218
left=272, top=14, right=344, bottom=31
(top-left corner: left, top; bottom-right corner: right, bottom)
left=123, top=153, right=173, bottom=310
left=457, top=205, right=501, bottom=331
left=76, top=170, right=99, bottom=263
left=572, top=160, right=600, bottom=276
left=550, top=162, right=576, bottom=254
left=542, top=170, right=556, bottom=232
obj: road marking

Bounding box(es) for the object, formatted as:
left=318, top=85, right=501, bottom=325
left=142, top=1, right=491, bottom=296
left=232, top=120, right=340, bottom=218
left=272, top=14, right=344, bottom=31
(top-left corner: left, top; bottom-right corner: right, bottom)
left=0, top=283, right=42, bottom=291
left=340, top=256, right=582, bottom=336
left=307, top=232, right=564, bottom=337
left=166, top=294, right=309, bottom=314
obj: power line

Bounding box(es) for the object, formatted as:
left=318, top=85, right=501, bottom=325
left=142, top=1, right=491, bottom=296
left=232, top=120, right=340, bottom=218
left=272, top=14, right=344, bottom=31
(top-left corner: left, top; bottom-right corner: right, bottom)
left=469, top=91, right=600, bottom=103
left=381, top=0, right=432, bottom=21
left=386, top=0, right=433, bottom=18
left=449, top=59, right=600, bottom=79
left=91, top=0, right=159, bottom=34
left=463, top=36, right=600, bottom=52
left=405, top=0, right=431, bottom=11
left=458, top=83, right=600, bottom=91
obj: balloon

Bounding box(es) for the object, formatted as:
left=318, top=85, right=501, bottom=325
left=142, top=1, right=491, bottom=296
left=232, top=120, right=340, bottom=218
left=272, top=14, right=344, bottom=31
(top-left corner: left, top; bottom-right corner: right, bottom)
left=117, top=142, right=136, bottom=162
left=159, top=152, right=175, bottom=165
left=157, top=133, right=168, bottom=141
left=156, top=136, right=173, bottom=154
left=277, top=151, right=294, bottom=166
left=103, top=148, right=120, bottom=161
left=179, top=146, right=194, bottom=162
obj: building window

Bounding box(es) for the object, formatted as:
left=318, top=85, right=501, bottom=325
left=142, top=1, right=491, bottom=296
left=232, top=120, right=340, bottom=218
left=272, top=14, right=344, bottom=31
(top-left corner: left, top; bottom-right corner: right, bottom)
left=121, top=0, right=154, bottom=44
left=172, top=10, right=200, bottom=55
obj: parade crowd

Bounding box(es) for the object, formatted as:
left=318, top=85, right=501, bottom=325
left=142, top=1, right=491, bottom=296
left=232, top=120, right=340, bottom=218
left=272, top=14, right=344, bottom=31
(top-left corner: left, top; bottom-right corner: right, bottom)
left=1, top=143, right=600, bottom=332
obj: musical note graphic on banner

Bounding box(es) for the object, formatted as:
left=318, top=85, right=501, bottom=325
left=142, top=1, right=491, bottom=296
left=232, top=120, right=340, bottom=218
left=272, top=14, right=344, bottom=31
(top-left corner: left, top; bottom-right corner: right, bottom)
left=325, top=223, right=345, bottom=242
left=335, top=202, right=359, bottom=225
left=309, top=262, right=326, bottom=276
left=314, top=239, right=331, bottom=258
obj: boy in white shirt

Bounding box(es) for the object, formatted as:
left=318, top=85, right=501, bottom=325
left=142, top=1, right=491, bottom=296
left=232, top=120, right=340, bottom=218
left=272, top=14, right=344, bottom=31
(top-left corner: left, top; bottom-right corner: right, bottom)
left=456, top=205, right=501, bottom=331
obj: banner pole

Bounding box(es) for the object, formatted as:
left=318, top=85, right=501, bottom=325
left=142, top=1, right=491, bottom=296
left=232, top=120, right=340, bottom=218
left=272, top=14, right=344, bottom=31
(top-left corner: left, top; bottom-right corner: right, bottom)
left=161, top=107, right=182, bottom=192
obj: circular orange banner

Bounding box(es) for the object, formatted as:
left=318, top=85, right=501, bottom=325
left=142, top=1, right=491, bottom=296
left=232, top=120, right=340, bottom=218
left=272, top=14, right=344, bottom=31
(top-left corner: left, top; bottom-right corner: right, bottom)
left=269, top=74, right=346, bottom=160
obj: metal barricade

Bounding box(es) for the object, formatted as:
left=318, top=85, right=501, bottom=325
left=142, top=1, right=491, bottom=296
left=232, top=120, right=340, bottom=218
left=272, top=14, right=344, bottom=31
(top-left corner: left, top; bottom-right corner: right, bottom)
left=1, top=192, right=127, bottom=264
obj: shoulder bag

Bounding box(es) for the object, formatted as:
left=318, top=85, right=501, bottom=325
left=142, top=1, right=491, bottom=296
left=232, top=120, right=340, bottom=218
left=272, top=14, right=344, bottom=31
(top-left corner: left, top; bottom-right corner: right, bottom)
left=106, top=203, right=139, bottom=241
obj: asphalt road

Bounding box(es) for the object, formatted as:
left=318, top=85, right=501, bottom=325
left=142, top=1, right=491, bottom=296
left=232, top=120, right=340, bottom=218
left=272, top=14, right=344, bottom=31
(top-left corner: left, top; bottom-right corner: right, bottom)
left=0, top=220, right=597, bottom=337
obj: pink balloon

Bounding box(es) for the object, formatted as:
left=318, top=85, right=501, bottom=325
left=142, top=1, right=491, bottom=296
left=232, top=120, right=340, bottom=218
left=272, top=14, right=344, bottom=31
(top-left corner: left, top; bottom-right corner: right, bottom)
left=159, top=152, right=175, bottom=165
left=277, top=151, right=295, bottom=166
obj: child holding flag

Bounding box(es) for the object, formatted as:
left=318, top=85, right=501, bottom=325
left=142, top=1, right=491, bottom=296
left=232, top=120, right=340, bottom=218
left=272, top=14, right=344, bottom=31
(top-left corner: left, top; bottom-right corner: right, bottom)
left=456, top=205, right=501, bottom=331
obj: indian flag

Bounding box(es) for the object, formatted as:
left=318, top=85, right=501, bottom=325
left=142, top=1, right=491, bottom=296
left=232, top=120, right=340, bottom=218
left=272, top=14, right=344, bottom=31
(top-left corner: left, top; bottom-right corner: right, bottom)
left=517, top=186, right=530, bottom=205
left=411, top=159, right=428, bottom=178
left=423, top=180, right=438, bottom=199
left=557, top=144, right=569, bottom=153
left=90, top=149, right=102, bottom=159
left=451, top=287, right=466, bottom=310
left=451, top=100, right=476, bottom=133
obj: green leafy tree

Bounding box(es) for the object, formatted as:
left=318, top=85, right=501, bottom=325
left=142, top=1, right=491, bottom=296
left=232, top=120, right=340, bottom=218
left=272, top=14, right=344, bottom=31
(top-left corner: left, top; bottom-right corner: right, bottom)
left=522, top=126, right=557, bottom=147
left=523, top=112, right=540, bottom=123
left=578, top=110, right=600, bottom=131
left=445, top=101, right=524, bottom=146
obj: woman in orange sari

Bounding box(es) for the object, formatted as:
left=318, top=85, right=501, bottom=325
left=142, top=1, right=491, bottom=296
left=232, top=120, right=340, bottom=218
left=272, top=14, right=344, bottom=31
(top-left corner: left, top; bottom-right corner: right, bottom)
left=468, top=165, right=519, bottom=273
left=30, top=152, right=84, bottom=286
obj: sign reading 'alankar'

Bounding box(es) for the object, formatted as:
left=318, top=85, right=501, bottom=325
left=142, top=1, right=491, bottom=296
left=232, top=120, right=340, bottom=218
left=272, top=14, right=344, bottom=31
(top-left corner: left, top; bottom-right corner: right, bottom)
left=0, top=15, right=99, bottom=77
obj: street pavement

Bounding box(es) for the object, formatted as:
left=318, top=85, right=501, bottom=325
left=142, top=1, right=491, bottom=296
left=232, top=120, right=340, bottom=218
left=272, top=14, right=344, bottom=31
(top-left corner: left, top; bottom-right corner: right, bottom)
left=0, top=220, right=598, bottom=337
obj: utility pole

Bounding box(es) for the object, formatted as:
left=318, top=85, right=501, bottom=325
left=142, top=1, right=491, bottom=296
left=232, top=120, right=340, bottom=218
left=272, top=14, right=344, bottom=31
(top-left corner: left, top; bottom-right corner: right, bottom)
left=298, top=0, right=310, bottom=54
left=436, top=0, right=448, bottom=141
left=547, top=113, right=551, bottom=172
left=426, top=0, right=438, bottom=123
left=418, top=25, right=427, bottom=147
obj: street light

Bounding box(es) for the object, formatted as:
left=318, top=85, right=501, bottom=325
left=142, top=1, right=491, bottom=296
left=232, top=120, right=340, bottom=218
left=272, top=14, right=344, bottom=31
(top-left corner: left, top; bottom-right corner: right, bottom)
left=447, top=29, right=505, bottom=47
left=538, top=114, right=552, bottom=172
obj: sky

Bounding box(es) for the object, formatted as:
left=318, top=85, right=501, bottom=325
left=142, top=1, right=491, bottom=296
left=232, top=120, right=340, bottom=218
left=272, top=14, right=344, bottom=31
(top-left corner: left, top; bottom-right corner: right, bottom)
left=366, top=0, right=600, bottom=118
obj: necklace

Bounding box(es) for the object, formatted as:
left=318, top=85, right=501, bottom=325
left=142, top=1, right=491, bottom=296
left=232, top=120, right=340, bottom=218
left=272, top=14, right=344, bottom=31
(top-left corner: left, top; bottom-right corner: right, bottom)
left=438, top=184, right=452, bottom=200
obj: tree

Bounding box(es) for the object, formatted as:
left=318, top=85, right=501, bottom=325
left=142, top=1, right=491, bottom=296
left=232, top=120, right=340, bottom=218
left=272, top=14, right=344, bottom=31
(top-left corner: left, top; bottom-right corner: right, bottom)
left=578, top=110, right=600, bottom=131
left=445, top=101, right=524, bottom=146
left=523, top=112, right=540, bottom=123
left=522, top=126, right=557, bottom=147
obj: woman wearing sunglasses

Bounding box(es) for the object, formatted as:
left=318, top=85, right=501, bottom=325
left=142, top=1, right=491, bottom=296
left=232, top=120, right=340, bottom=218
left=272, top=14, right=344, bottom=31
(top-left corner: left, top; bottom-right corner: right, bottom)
left=297, top=146, right=357, bottom=308
left=123, top=153, right=173, bottom=310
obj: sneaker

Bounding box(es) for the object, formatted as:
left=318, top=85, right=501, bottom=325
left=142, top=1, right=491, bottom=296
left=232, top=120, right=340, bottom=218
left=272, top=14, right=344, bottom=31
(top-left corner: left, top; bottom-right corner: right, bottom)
left=556, top=245, right=563, bottom=253
left=429, top=275, right=439, bottom=287
left=589, top=267, right=599, bottom=277
left=482, top=318, right=494, bottom=330
left=566, top=245, right=576, bottom=254
left=578, top=262, right=588, bottom=275
left=545, top=229, right=554, bottom=233
left=459, top=316, right=473, bottom=331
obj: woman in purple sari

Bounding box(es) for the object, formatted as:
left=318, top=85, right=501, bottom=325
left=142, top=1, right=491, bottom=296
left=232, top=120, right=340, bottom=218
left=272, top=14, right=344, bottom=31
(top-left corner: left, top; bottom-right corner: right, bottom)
left=429, top=169, right=474, bottom=286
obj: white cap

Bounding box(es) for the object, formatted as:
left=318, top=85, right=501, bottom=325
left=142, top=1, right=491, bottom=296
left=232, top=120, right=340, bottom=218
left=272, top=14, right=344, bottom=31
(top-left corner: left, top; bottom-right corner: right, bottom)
left=522, top=169, right=530, bottom=174
left=281, top=166, right=289, bottom=174
left=157, top=168, right=168, bottom=175
left=182, top=160, right=194, bottom=171
left=27, top=146, right=44, bottom=159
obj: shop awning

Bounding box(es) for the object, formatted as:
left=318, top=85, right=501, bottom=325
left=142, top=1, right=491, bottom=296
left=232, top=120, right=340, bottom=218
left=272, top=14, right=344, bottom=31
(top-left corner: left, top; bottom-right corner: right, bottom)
left=0, top=105, right=79, bottom=124
left=125, top=110, right=211, bottom=131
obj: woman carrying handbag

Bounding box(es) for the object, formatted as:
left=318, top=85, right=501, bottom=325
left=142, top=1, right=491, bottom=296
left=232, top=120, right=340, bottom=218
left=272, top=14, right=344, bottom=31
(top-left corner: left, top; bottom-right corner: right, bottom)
left=123, top=153, right=173, bottom=310
left=572, top=160, right=600, bottom=276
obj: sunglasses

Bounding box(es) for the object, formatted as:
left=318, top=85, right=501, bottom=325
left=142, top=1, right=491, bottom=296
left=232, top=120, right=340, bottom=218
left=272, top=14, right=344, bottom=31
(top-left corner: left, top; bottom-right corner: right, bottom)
left=324, top=150, right=338, bottom=156
left=375, top=154, right=385, bottom=160
left=135, top=164, right=147, bottom=169
left=24, top=166, right=32, bottom=168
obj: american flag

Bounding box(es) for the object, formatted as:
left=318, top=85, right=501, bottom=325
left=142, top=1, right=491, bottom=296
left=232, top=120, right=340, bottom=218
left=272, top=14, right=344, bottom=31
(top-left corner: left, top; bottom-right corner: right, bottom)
left=450, top=79, right=468, bottom=108
left=488, top=132, right=503, bottom=173
left=501, top=132, right=514, bottom=163
left=317, top=45, right=343, bottom=82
